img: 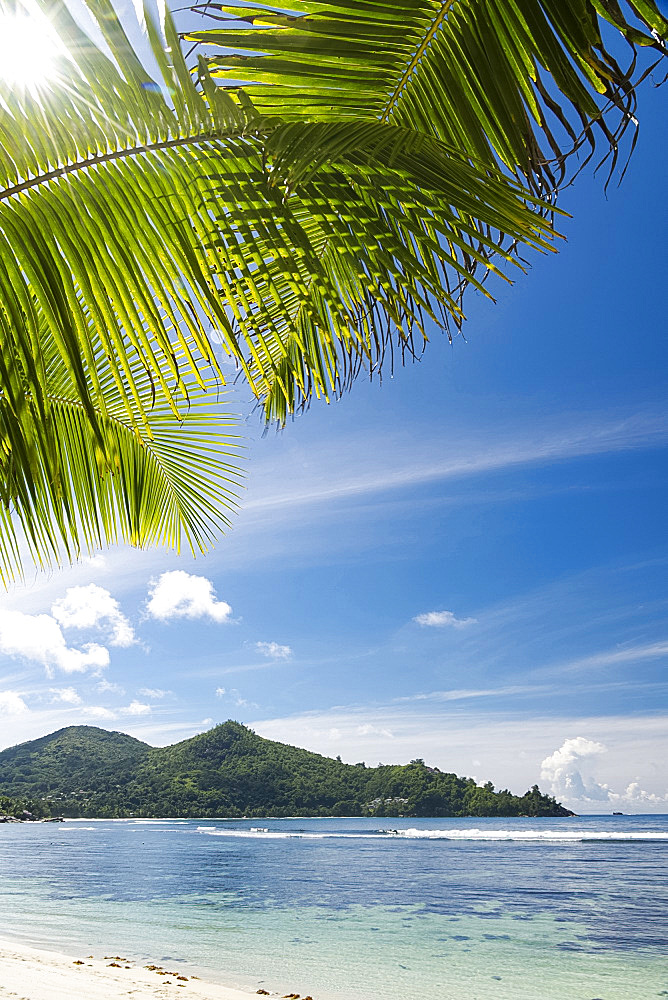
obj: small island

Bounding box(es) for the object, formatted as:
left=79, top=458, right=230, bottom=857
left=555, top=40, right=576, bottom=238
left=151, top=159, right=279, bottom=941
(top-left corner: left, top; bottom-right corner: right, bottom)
left=0, top=722, right=573, bottom=819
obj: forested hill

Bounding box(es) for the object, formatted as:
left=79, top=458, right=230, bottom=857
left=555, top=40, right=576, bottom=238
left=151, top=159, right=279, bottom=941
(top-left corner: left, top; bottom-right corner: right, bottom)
left=0, top=722, right=573, bottom=818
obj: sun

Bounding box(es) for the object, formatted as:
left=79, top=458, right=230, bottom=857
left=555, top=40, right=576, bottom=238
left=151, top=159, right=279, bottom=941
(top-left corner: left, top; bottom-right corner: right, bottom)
left=0, top=2, right=65, bottom=90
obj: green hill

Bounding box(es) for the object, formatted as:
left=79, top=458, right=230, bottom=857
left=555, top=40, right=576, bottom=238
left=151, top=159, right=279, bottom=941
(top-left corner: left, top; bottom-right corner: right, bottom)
left=0, top=726, right=150, bottom=796
left=0, top=722, right=573, bottom=818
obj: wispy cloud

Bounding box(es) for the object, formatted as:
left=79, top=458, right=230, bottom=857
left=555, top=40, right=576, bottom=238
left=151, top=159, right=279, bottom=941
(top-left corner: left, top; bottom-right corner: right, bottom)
left=193, top=660, right=292, bottom=678
left=244, top=409, right=668, bottom=515
left=547, top=640, right=668, bottom=675
left=395, top=684, right=550, bottom=703
left=97, top=679, right=125, bottom=695
left=215, top=686, right=257, bottom=709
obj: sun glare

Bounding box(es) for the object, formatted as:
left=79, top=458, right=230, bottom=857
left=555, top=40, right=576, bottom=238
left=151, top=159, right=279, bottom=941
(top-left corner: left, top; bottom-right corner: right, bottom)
left=0, top=3, right=64, bottom=89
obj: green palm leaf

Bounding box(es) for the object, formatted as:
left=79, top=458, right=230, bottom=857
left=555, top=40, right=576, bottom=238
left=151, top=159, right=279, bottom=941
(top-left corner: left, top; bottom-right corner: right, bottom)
left=0, top=308, right=243, bottom=584
left=190, top=0, right=667, bottom=194
left=0, top=0, right=562, bottom=428
left=0, top=0, right=665, bottom=574
left=186, top=0, right=667, bottom=418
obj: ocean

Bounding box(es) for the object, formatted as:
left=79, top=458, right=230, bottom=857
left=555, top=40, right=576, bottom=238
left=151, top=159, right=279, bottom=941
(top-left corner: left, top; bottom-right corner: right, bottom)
left=0, top=815, right=666, bottom=999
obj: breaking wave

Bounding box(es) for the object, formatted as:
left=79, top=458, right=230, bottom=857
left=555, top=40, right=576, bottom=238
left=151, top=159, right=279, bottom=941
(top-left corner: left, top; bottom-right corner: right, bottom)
left=196, top=826, right=668, bottom=842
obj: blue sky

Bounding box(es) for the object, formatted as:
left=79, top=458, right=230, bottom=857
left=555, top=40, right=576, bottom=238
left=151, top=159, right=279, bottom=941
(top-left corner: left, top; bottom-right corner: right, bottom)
left=0, top=71, right=666, bottom=813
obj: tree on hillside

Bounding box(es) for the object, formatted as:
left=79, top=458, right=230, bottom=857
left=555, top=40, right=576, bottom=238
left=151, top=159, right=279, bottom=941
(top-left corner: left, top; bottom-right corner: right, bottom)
left=0, top=0, right=664, bottom=579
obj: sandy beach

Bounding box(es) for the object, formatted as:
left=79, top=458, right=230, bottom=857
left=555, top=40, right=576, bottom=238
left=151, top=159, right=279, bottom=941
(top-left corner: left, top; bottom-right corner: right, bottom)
left=0, top=938, right=287, bottom=1000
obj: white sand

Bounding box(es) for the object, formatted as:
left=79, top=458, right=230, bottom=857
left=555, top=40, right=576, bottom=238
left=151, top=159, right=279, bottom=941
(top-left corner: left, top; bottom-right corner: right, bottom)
left=0, top=938, right=293, bottom=1000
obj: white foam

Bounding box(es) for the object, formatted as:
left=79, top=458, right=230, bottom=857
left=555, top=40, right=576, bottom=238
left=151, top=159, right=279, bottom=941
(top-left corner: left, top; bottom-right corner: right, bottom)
left=56, top=826, right=96, bottom=831
left=195, top=826, right=668, bottom=843
left=387, top=827, right=668, bottom=842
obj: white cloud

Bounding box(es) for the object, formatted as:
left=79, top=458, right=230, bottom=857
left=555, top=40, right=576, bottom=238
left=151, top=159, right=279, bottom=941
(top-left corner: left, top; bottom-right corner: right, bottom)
left=215, top=686, right=257, bottom=709
left=0, top=608, right=109, bottom=677
left=49, top=687, right=82, bottom=706
left=51, top=584, right=135, bottom=647
left=553, top=640, right=668, bottom=674
left=83, top=555, right=107, bottom=569
left=621, top=781, right=668, bottom=806
left=0, top=690, right=28, bottom=715
left=146, top=571, right=232, bottom=624
left=396, top=684, right=547, bottom=703
left=201, top=717, right=213, bottom=727
left=413, top=610, right=477, bottom=628
left=255, top=641, right=292, bottom=660
left=123, top=700, right=151, bottom=716
left=138, top=688, right=170, bottom=699
left=244, top=410, right=668, bottom=516
left=87, top=706, right=117, bottom=720
left=235, top=694, right=257, bottom=708
left=541, top=736, right=668, bottom=808
left=357, top=724, right=394, bottom=739
left=540, top=737, right=610, bottom=802
left=97, top=679, right=125, bottom=695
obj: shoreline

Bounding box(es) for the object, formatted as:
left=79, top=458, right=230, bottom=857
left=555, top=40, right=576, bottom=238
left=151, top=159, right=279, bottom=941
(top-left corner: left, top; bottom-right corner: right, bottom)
left=0, top=937, right=295, bottom=1000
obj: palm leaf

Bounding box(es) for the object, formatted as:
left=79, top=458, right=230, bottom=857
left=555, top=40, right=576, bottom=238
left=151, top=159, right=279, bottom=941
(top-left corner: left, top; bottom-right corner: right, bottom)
left=1, top=0, right=665, bottom=574
left=0, top=308, right=243, bottom=584
left=186, top=0, right=667, bottom=418
left=189, top=0, right=667, bottom=194
left=0, top=0, right=563, bottom=430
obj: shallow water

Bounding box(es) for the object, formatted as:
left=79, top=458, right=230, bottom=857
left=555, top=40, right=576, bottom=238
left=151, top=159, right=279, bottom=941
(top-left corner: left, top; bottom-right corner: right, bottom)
left=1, top=815, right=666, bottom=999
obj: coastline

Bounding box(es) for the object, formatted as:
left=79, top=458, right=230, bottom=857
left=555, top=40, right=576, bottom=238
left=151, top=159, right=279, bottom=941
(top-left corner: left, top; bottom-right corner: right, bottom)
left=0, top=938, right=287, bottom=1000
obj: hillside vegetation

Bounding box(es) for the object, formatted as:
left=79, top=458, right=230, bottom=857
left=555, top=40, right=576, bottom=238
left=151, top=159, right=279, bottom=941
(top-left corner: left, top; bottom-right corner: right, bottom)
left=0, top=722, right=573, bottom=818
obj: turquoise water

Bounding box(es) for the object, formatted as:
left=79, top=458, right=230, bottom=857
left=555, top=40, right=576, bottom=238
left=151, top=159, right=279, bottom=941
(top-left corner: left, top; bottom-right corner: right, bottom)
left=0, top=816, right=667, bottom=999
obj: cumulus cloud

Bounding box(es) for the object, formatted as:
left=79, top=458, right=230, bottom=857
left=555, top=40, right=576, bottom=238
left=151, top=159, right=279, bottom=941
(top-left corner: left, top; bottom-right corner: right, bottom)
left=255, top=641, right=292, bottom=660
left=51, top=584, right=135, bottom=647
left=621, top=782, right=668, bottom=806
left=541, top=736, right=610, bottom=801
left=215, top=687, right=226, bottom=697
left=86, top=706, right=116, bottom=720
left=0, top=608, right=109, bottom=677
left=0, top=690, right=28, bottom=715
left=123, top=701, right=151, bottom=716
left=86, top=705, right=116, bottom=719
left=541, top=736, right=668, bottom=807
left=413, top=610, right=477, bottom=628
left=146, top=571, right=232, bottom=623
left=49, top=687, right=82, bottom=706
left=138, top=688, right=170, bottom=699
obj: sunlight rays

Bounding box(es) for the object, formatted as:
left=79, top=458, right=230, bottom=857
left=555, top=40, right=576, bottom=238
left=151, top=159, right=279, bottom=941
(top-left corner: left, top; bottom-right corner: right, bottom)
left=0, top=1, right=65, bottom=90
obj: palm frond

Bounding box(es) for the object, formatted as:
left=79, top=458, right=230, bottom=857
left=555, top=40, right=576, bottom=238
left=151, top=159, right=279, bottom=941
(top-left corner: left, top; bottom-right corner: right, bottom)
left=0, top=309, right=243, bottom=584
left=2, top=0, right=665, bottom=576
left=0, top=0, right=564, bottom=431
left=189, top=0, right=667, bottom=194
